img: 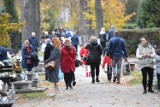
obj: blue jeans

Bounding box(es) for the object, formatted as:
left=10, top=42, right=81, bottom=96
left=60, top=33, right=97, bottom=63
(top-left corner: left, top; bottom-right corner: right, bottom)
left=112, top=57, right=122, bottom=80
left=157, top=73, right=160, bottom=90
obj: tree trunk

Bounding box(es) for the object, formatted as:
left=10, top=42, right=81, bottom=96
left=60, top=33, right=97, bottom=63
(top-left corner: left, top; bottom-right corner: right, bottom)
left=79, top=0, right=92, bottom=42
left=95, top=0, right=103, bottom=36
left=21, top=0, right=41, bottom=43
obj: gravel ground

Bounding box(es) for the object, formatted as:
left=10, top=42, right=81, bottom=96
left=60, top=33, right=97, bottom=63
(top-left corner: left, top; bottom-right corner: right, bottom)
left=14, top=65, right=160, bottom=107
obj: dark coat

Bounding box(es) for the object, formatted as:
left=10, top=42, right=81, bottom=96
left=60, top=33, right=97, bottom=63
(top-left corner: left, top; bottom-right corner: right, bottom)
left=0, top=47, right=8, bottom=61
left=99, top=33, right=106, bottom=42
left=71, top=36, right=79, bottom=46
left=44, top=48, right=61, bottom=83
left=28, top=37, right=39, bottom=50
left=85, top=40, right=102, bottom=64
left=61, top=46, right=76, bottom=73
left=44, top=43, right=54, bottom=61
left=21, top=45, right=36, bottom=70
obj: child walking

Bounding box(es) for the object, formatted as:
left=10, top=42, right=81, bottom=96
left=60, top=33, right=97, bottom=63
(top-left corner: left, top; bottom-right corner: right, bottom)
left=102, top=54, right=112, bottom=83
left=155, top=49, right=160, bottom=92
left=80, top=42, right=90, bottom=77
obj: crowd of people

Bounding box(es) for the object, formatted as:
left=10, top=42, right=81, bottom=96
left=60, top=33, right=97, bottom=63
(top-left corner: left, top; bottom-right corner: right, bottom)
left=0, top=26, right=160, bottom=94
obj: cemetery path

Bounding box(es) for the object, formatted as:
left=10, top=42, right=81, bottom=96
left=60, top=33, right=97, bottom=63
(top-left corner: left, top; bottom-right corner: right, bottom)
left=14, top=63, right=160, bottom=107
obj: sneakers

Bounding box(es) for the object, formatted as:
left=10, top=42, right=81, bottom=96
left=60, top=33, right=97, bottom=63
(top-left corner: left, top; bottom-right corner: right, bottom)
left=96, top=77, right=100, bottom=82
left=108, top=80, right=111, bottom=83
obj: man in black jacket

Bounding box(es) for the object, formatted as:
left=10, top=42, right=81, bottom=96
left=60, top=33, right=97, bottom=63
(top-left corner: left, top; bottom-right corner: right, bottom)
left=85, top=36, right=102, bottom=83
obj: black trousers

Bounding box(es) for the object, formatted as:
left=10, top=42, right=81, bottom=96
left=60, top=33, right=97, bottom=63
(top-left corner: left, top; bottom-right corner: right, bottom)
left=141, top=67, right=154, bottom=90
left=64, top=71, right=74, bottom=87
left=100, top=41, right=106, bottom=55
left=90, top=63, right=100, bottom=80
left=107, top=64, right=112, bottom=81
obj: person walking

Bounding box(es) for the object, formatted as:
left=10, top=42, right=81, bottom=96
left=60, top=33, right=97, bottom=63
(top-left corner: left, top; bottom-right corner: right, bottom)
left=155, top=49, right=160, bottom=92
left=85, top=36, right=102, bottom=84
left=80, top=41, right=90, bottom=77
left=61, top=39, right=76, bottom=90
left=21, top=40, right=36, bottom=71
left=28, top=32, right=39, bottom=53
left=71, top=32, right=79, bottom=52
left=136, top=36, right=155, bottom=94
left=44, top=39, right=54, bottom=81
left=99, top=27, right=107, bottom=55
left=107, top=31, right=128, bottom=84
left=102, top=52, right=112, bottom=83
left=44, top=37, right=61, bottom=88
left=108, top=25, right=115, bottom=41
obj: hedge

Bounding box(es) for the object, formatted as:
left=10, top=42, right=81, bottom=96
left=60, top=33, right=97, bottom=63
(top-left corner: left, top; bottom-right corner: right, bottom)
left=119, top=28, right=160, bottom=55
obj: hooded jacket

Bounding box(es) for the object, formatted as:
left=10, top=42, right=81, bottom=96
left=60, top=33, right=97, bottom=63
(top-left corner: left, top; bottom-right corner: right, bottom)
left=85, top=40, right=102, bottom=64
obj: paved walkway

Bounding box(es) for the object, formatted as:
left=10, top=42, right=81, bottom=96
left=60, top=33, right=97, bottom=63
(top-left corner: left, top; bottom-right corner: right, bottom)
left=14, top=64, right=160, bottom=107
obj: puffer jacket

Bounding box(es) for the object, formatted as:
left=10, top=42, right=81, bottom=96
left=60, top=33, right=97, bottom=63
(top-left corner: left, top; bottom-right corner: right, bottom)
left=155, top=55, right=160, bottom=74
left=85, top=40, right=102, bottom=64
left=136, top=43, right=155, bottom=69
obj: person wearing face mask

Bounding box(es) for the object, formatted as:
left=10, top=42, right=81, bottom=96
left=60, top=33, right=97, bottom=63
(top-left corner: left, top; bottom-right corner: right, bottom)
left=136, top=36, right=155, bottom=94
left=61, top=39, right=76, bottom=90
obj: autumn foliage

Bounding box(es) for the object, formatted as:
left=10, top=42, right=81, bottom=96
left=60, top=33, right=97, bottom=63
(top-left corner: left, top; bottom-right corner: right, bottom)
left=84, top=0, right=135, bottom=30
left=0, top=13, right=23, bottom=47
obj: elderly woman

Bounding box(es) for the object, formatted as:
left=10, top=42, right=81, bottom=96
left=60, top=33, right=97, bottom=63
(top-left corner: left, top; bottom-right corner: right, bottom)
left=21, top=40, right=36, bottom=71
left=61, top=39, right=76, bottom=90
left=44, top=37, right=61, bottom=87
left=85, top=36, right=102, bottom=84
left=136, top=36, right=155, bottom=94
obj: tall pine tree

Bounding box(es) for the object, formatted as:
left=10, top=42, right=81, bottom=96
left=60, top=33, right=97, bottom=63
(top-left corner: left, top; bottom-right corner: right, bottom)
left=137, top=0, right=160, bottom=28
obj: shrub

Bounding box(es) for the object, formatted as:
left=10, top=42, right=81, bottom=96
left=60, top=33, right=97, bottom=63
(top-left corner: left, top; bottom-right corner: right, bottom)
left=119, top=28, right=160, bottom=55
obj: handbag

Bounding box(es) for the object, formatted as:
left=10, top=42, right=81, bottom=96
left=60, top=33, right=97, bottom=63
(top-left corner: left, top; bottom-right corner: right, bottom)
left=45, top=61, right=56, bottom=71
left=26, top=59, right=32, bottom=64
left=109, top=38, right=120, bottom=58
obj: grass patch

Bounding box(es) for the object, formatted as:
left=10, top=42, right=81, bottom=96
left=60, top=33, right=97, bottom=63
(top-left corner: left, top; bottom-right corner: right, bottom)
left=18, top=92, right=48, bottom=100
left=129, top=70, right=142, bottom=85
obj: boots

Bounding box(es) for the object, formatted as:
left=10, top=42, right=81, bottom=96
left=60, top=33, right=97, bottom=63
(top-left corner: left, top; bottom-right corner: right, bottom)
left=91, top=79, right=95, bottom=84
left=86, top=72, right=88, bottom=77
left=143, top=89, right=147, bottom=94
left=113, top=76, right=117, bottom=83
left=148, top=88, right=154, bottom=93
left=96, top=77, right=100, bottom=82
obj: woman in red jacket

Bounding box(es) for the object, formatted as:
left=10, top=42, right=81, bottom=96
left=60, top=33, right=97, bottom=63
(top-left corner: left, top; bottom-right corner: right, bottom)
left=61, top=39, right=76, bottom=90
left=80, top=42, right=90, bottom=77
